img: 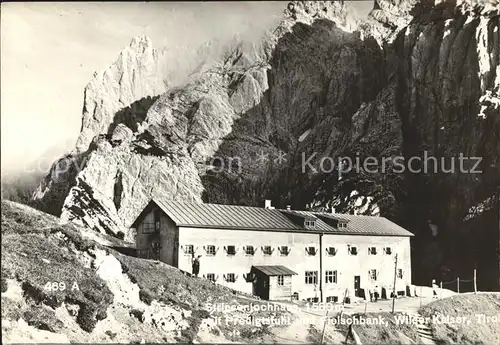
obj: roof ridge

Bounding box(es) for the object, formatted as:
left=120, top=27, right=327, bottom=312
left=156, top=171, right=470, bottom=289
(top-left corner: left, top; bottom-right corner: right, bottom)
left=155, top=198, right=282, bottom=211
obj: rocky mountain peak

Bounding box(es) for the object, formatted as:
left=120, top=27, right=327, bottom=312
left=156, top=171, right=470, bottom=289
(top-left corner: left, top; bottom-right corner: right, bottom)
left=129, top=34, right=153, bottom=52
left=75, top=35, right=168, bottom=153
left=283, top=0, right=358, bottom=29
left=280, top=0, right=362, bottom=37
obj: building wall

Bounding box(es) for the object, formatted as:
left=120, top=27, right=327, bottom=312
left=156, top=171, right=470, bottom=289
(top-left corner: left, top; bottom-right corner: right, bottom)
left=135, top=206, right=178, bottom=266
left=176, top=226, right=412, bottom=301
left=321, top=235, right=411, bottom=301
left=136, top=210, right=157, bottom=259
left=159, top=213, right=179, bottom=266
left=269, top=275, right=293, bottom=300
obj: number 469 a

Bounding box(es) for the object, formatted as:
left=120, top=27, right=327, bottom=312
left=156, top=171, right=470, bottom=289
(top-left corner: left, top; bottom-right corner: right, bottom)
left=44, top=281, right=79, bottom=292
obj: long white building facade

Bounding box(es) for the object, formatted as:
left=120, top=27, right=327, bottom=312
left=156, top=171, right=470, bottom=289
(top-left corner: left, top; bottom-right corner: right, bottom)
left=132, top=199, right=413, bottom=302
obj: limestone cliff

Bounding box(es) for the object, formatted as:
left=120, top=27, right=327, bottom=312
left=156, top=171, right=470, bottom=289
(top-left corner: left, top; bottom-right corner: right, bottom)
left=76, top=35, right=169, bottom=153
left=33, top=0, right=361, bottom=238
left=33, top=0, right=500, bottom=288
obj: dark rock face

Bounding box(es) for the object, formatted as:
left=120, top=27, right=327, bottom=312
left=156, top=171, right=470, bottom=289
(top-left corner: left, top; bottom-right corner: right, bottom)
left=391, top=0, right=500, bottom=287
left=34, top=1, right=500, bottom=288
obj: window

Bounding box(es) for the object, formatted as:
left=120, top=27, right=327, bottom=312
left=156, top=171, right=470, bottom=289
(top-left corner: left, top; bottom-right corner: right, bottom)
left=206, top=273, right=216, bottom=282
left=225, top=273, right=236, bottom=283
left=348, top=246, right=358, bottom=255
left=397, top=269, right=403, bottom=279
left=305, top=271, right=318, bottom=284
left=337, top=222, right=347, bottom=228
left=226, top=245, right=236, bottom=255
left=325, top=270, right=338, bottom=284
left=326, top=247, right=337, bottom=256
left=369, top=269, right=377, bottom=281
left=183, top=245, right=194, bottom=255
left=306, top=246, right=317, bottom=256
left=279, top=246, right=289, bottom=256
left=326, top=296, right=338, bottom=303
left=384, top=247, right=392, bottom=255
left=262, top=246, right=273, bottom=256
left=306, top=297, right=319, bottom=303
left=245, top=246, right=255, bottom=255
left=277, top=275, right=284, bottom=286
left=205, top=245, right=216, bottom=256
left=368, top=247, right=377, bottom=255
left=305, top=220, right=316, bottom=228
left=143, top=222, right=155, bottom=234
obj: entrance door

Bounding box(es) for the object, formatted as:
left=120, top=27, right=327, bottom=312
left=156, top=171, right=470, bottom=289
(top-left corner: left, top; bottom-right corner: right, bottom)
left=354, top=276, right=361, bottom=297
left=254, top=276, right=270, bottom=300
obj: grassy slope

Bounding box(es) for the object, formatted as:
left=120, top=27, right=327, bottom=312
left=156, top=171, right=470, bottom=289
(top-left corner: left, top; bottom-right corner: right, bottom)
left=1, top=200, right=290, bottom=343
left=1, top=200, right=114, bottom=332
left=419, top=293, right=500, bottom=344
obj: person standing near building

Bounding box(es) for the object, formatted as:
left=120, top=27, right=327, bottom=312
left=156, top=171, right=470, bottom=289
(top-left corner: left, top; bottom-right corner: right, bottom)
left=368, top=285, right=374, bottom=302
left=192, top=255, right=201, bottom=277
left=432, top=279, right=439, bottom=299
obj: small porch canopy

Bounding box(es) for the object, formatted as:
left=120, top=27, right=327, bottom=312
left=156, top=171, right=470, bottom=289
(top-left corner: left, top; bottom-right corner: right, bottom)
left=251, top=265, right=298, bottom=276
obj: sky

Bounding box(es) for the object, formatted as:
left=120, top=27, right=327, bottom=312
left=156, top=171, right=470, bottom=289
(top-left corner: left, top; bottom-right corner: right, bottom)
left=1, top=1, right=373, bottom=177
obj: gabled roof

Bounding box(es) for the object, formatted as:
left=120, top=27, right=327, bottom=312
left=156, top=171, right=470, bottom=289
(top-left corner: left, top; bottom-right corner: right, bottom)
left=310, top=211, right=413, bottom=237
left=132, top=199, right=414, bottom=237
left=251, top=265, right=297, bottom=276
left=153, top=199, right=304, bottom=231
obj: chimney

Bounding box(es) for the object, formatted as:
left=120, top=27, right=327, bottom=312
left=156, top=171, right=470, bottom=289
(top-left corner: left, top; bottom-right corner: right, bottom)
left=264, top=200, right=272, bottom=209
left=286, top=205, right=291, bottom=211
left=331, top=206, right=336, bottom=214
left=353, top=209, right=358, bottom=216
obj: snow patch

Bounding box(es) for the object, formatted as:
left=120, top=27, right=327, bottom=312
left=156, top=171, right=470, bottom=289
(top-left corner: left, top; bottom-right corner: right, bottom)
left=464, top=14, right=474, bottom=26
left=298, top=129, right=311, bottom=142
left=478, top=105, right=488, bottom=119
left=464, top=196, right=496, bottom=221
left=476, top=17, right=491, bottom=92
left=478, top=90, right=500, bottom=119
left=443, top=19, right=453, bottom=39
left=350, top=190, right=380, bottom=216
left=405, top=26, right=412, bottom=37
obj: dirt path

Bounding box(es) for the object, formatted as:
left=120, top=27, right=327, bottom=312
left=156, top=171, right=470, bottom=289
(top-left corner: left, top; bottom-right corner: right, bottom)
left=266, top=295, right=442, bottom=344
left=268, top=302, right=345, bottom=344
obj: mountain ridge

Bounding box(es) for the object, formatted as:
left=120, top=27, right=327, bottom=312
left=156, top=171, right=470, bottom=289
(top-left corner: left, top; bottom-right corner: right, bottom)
left=32, top=0, right=500, bottom=288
